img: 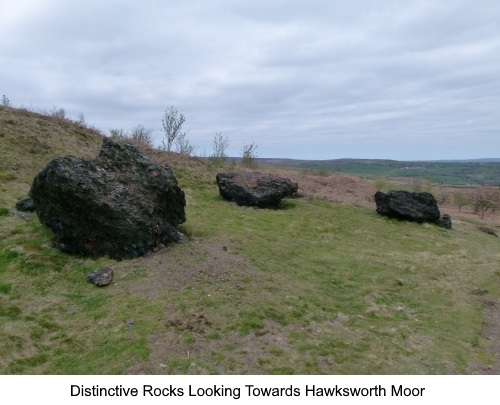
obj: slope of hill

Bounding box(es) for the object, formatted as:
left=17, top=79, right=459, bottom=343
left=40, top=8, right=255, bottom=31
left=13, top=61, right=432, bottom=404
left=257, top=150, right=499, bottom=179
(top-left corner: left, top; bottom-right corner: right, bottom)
left=1, top=106, right=499, bottom=375
left=0, top=106, right=103, bottom=207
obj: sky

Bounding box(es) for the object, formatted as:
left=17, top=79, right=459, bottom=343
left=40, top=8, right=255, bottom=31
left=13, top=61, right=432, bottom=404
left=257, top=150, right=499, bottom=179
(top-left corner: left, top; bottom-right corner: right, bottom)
left=1, top=0, right=499, bottom=160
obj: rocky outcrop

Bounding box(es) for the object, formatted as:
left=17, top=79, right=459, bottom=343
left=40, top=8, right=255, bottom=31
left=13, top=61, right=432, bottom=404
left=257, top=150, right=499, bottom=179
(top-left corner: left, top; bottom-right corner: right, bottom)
left=375, top=190, right=451, bottom=227
left=30, top=138, right=186, bottom=259
left=216, top=172, right=298, bottom=207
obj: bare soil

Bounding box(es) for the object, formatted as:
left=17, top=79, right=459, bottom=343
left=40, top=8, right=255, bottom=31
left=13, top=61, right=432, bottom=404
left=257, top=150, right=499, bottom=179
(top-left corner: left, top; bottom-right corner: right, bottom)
left=476, top=299, right=500, bottom=374
left=111, top=237, right=305, bottom=374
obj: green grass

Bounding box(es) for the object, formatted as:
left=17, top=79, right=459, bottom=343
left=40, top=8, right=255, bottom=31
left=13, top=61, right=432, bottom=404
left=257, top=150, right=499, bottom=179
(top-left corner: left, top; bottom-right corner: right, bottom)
left=172, top=186, right=499, bottom=374
left=3, top=174, right=497, bottom=374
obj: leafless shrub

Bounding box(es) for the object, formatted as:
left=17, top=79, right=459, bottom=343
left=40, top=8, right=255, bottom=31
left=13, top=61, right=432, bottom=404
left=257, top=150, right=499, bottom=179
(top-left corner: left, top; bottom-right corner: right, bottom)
left=472, top=187, right=500, bottom=219
left=1, top=95, right=12, bottom=107
left=51, top=107, right=66, bottom=119
left=130, top=124, right=154, bottom=147
left=241, top=142, right=258, bottom=168
left=209, top=132, right=229, bottom=165
left=435, top=191, right=450, bottom=205
left=452, top=191, right=470, bottom=212
left=161, top=106, right=187, bottom=152
left=109, top=129, right=128, bottom=139
left=175, top=132, right=197, bottom=156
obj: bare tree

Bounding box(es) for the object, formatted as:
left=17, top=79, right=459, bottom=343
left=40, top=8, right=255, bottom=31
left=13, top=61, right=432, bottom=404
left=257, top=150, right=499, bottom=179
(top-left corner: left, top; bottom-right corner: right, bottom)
left=161, top=106, right=187, bottom=151
left=472, top=187, right=500, bottom=219
left=241, top=142, right=258, bottom=168
left=130, top=124, right=154, bottom=147
left=452, top=192, right=470, bottom=213
left=411, top=177, right=432, bottom=193
left=209, top=133, right=229, bottom=164
left=1, top=95, right=11, bottom=107
left=175, top=132, right=197, bottom=156
left=51, top=107, right=66, bottom=119
left=77, top=112, right=86, bottom=126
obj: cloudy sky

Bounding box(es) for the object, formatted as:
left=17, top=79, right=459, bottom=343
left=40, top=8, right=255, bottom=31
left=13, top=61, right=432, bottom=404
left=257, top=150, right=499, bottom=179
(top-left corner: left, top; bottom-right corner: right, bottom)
left=1, top=0, right=499, bottom=160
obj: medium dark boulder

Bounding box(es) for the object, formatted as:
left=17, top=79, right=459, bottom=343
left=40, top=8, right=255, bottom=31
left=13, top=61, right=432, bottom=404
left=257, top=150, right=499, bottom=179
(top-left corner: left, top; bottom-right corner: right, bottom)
left=30, top=138, right=186, bottom=259
left=375, top=190, right=442, bottom=224
left=216, top=172, right=298, bottom=207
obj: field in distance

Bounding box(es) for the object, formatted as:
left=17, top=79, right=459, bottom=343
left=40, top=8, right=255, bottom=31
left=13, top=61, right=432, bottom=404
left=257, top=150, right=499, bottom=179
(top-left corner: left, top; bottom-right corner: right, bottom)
left=247, top=158, right=500, bottom=186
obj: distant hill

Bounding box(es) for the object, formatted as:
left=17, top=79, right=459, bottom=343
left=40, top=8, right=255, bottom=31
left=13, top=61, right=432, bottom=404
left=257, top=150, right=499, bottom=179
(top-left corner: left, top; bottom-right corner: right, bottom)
left=235, top=157, right=500, bottom=186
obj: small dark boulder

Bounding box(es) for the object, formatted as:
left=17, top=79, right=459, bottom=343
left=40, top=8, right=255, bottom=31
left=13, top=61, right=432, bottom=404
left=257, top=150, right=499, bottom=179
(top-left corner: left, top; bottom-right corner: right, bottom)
left=216, top=172, right=298, bottom=207
left=30, top=138, right=186, bottom=259
left=15, top=197, right=35, bottom=212
left=375, top=190, right=442, bottom=224
left=87, top=267, right=114, bottom=286
left=437, top=214, right=452, bottom=229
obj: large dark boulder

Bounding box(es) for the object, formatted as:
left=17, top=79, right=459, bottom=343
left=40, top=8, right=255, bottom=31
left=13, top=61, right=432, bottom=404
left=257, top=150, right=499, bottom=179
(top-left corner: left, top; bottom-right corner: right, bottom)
left=375, top=190, right=444, bottom=224
left=30, top=138, right=186, bottom=259
left=216, top=172, right=298, bottom=207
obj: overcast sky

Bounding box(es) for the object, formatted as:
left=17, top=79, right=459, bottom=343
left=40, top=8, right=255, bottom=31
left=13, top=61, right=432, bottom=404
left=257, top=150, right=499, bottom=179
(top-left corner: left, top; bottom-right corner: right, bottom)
left=1, top=0, right=499, bottom=160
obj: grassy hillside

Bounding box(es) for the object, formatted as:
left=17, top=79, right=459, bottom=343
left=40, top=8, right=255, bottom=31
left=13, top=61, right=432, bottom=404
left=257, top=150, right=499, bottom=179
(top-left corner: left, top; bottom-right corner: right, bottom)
left=1, top=106, right=499, bottom=374
left=0, top=106, right=103, bottom=207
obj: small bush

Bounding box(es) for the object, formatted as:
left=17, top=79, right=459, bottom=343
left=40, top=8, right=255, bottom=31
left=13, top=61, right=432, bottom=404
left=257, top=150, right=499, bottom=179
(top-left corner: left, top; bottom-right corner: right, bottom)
left=130, top=125, right=154, bottom=147
left=51, top=107, right=66, bottom=119
left=241, top=142, right=258, bottom=168
left=452, top=192, right=470, bottom=212
left=209, top=133, right=229, bottom=165
left=109, top=129, right=128, bottom=139
left=1, top=95, right=12, bottom=107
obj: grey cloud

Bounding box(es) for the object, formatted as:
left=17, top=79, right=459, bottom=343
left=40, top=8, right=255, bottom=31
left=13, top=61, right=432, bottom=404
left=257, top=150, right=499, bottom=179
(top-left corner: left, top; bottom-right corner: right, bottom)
left=1, top=0, right=499, bottom=159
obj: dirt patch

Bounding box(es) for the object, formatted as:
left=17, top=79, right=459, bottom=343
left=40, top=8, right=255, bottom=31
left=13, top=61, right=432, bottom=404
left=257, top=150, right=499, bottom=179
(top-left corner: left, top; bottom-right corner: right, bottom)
left=109, top=237, right=298, bottom=374
left=468, top=299, right=500, bottom=374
